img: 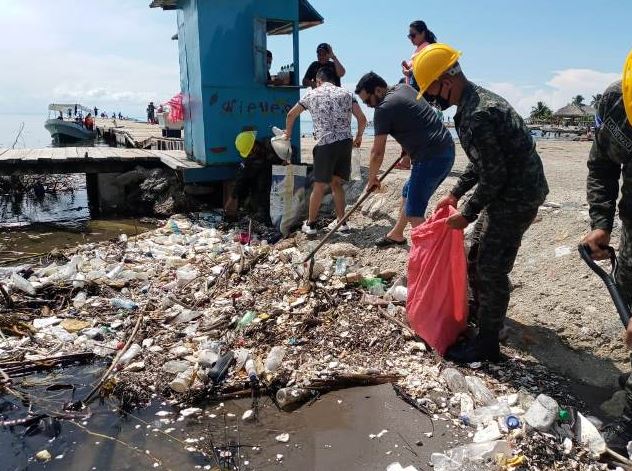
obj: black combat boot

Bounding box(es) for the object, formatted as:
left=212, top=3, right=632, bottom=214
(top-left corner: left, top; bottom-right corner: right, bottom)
left=445, top=332, right=501, bottom=364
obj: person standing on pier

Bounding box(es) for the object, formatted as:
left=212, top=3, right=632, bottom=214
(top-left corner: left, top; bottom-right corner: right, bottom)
left=147, top=102, right=156, bottom=124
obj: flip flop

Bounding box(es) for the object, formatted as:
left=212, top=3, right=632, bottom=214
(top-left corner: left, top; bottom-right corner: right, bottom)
left=375, top=236, right=407, bottom=248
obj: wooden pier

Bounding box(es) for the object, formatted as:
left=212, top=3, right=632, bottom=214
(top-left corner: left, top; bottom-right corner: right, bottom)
left=0, top=147, right=201, bottom=176
left=95, top=118, right=184, bottom=150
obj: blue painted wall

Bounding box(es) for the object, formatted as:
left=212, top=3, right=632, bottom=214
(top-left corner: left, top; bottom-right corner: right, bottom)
left=176, top=0, right=303, bottom=168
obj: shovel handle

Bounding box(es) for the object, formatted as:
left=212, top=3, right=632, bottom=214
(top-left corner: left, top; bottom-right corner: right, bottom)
left=578, top=244, right=631, bottom=327
left=301, top=154, right=404, bottom=264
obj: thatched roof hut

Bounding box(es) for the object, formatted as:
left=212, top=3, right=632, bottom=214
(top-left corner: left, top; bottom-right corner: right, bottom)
left=553, top=103, right=596, bottom=125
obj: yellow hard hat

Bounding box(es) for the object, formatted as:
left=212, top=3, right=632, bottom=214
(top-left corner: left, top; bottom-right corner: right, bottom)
left=412, top=43, right=462, bottom=98
left=235, top=131, right=257, bottom=158
left=624, top=49, right=632, bottom=126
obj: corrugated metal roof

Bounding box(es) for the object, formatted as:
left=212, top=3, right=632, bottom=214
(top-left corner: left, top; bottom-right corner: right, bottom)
left=149, top=0, right=178, bottom=10
left=150, top=0, right=324, bottom=31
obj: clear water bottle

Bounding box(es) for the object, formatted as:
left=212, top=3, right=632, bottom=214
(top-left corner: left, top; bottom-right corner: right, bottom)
left=119, top=343, right=142, bottom=365
left=335, top=257, right=347, bottom=276
left=169, top=220, right=181, bottom=235
left=245, top=358, right=258, bottom=382
left=198, top=341, right=222, bottom=367
left=111, top=298, right=138, bottom=310
left=264, top=346, right=286, bottom=373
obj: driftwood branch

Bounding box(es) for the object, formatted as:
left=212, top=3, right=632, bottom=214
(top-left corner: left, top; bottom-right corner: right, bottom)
left=82, top=313, right=143, bottom=405
left=0, top=283, right=12, bottom=307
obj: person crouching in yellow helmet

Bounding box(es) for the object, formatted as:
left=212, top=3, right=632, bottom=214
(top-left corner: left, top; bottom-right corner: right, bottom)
left=414, top=43, right=550, bottom=363
left=580, top=50, right=632, bottom=456
left=226, top=131, right=285, bottom=224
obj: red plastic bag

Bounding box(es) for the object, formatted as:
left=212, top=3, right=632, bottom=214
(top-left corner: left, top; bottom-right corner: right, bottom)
left=167, top=93, right=184, bottom=122
left=406, top=206, right=468, bottom=355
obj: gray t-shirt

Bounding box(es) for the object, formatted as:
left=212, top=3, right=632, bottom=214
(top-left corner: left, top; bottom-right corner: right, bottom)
left=373, top=84, right=453, bottom=159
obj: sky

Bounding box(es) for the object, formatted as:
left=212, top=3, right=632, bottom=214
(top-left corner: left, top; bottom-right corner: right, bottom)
left=0, top=0, right=630, bottom=119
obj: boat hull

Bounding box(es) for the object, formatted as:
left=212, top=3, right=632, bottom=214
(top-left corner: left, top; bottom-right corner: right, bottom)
left=44, top=119, right=96, bottom=143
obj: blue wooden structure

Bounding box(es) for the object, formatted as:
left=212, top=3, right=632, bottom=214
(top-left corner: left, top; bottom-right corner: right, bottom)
left=150, top=0, right=323, bottom=182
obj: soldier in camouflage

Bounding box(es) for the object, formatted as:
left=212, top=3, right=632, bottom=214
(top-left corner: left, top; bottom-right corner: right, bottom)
left=582, top=52, right=632, bottom=453
left=412, top=44, right=549, bottom=363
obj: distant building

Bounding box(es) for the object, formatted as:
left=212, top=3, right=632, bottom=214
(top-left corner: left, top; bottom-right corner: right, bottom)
left=553, top=103, right=596, bottom=126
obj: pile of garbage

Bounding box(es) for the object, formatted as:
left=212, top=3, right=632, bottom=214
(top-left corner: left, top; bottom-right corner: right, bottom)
left=0, top=214, right=624, bottom=469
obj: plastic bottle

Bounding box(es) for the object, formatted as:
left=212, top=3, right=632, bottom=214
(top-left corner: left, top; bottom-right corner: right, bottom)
left=111, top=298, right=138, bottom=310
left=237, top=311, right=257, bottom=329
left=245, top=358, right=258, bottom=382
left=11, top=273, right=36, bottom=295
left=431, top=441, right=511, bottom=471
left=524, top=394, right=559, bottom=432
left=441, top=368, right=469, bottom=393
left=265, top=346, right=286, bottom=373
left=169, top=220, right=181, bottom=235
left=169, top=366, right=195, bottom=393
left=73, top=272, right=86, bottom=289
left=464, top=402, right=511, bottom=427
left=198, top=341, right=222, bottom=367
left=106, top=263, right=124, bottom=280
left=276, top=387, right=312, bottom=410
left=465, top=376, right=496, bottom=405
left=234, top=349, right=250, bottom=371
left=119, top=343, right=142, bottom=365
left=72, top=291, right=87, bottom=309
left=335, top=257, right=347, bottom=276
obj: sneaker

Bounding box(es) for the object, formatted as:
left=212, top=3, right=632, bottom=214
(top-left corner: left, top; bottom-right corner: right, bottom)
left=445, top=334, right=502, bottom=364
left=301, top=220, right=317, bottom=235
left=326, top=219, right=350, bottom=234
left=602, top=415, right=632, bottom=456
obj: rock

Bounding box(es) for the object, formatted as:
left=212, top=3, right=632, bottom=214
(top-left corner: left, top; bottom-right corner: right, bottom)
left=524, top=394, right=559, bottom=432
left=60, top=319, right=90, bottom=333
left=600, top=390, right=627, bottom=418
left=35, top=450, right=52, bottom=462
left=344, top=272, right=362, bottom=284
left=378, top=269, right=398, bottom=281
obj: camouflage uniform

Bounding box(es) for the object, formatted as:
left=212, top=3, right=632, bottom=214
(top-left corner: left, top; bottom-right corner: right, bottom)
left=585, top=80, right=632, bottom=411
left=452, top=82, right=549, bottom=339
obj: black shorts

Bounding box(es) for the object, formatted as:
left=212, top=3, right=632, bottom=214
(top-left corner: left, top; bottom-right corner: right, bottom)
left=312, top=138, right=353, bottom=183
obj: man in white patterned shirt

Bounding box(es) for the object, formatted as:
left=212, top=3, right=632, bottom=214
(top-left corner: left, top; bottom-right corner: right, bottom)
left=284, top=67, right=367, bottom=235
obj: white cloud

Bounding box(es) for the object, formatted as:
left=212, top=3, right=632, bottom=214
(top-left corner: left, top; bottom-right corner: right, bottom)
left=0, top=1, right=179, bottom=115
left=485, top=68, right=620, bottom=116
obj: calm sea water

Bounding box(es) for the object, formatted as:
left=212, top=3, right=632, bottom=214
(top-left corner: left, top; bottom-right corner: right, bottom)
left=0, top=113, right=53, bottom=148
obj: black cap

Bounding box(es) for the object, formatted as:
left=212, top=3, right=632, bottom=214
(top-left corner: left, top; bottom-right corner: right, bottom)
left=316, top=43, right=330, bottom=52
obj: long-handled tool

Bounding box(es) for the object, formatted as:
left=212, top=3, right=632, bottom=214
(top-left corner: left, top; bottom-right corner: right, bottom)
left=578, top=244, right=630, bottom=327
left=302, top=154, right=404, bottom=279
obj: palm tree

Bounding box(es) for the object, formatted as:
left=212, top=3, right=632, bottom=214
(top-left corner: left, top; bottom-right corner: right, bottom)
left=530, top=101, right=553, bottom=122
left=572, top=95, right=585, bottom=106
left=591, top=94, right=602, bottom=108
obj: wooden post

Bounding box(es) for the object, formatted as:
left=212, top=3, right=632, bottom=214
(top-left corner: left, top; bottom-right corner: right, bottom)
left=86, top=173, right=100, bottom=216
